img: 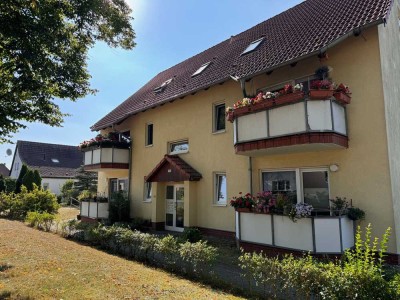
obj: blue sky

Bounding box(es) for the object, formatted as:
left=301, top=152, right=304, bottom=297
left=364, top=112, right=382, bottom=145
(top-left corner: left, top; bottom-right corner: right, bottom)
left=1, top=0, right=303, bottom=168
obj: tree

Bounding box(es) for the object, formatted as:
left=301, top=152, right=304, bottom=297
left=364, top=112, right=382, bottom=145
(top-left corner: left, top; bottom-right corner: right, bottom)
left=4, top=177, right=16, bottom=193
left=0, top=0, right=135, bottom=142
left=0, top=175, right=5, bottom=192
left=33, top=169, right=42, bottom=188
left=22, top=169, right=36, bottom=191
left=74, top=166, right=97, bottom=193
left=15, top=164, right=28, bottom=193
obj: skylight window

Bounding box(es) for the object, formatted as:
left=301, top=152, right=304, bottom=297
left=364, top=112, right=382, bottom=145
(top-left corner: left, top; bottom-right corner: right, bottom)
left=51, top=158, right=59, bottom=163
left=241, top=38, right=264, bottom=55
left=192, top=62, right=211, bottom=77
left=154, top=78, right=173, bottom=93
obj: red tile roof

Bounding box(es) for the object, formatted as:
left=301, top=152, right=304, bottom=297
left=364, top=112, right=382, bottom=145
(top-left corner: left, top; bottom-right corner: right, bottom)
left=91, top=0, right=393, bottom=131
left=145, top=155, right=202, bottom=182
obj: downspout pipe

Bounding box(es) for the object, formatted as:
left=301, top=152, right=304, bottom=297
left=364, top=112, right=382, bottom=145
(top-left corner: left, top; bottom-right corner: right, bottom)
left=128, top=143, right=133, bottom=218
left=249, top=157, right=253, bottom=195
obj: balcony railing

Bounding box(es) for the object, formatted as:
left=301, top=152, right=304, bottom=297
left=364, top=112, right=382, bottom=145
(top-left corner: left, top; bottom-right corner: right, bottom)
left=80, top=200, right=109, bottom=219
left=82, top=145, right=130, bottom=171
left=236, top=210, right=354, bottom=254
left=233, top=95, right=348, bottom=155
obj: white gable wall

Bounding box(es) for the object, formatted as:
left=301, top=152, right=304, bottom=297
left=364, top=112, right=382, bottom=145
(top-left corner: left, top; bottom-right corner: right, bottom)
left=9, top=149, right=23, bottom=179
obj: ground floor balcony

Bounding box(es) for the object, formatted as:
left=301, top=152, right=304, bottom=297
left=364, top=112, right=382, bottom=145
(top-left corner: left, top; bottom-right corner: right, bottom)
left=236, top=210, right=354, bottom=254
left=83, top=146, right=130, bottom=171
left=80, top=200, right=109, bottom=219
left=233, top=96, right=348, bottom=156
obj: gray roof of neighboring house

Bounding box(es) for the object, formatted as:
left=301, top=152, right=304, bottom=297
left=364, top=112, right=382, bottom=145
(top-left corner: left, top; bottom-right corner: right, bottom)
left=0, top=164, right=9, bottom=177
left=14, top=141, right=83, bottom=178
left=91, top=0, right=393, bottom=131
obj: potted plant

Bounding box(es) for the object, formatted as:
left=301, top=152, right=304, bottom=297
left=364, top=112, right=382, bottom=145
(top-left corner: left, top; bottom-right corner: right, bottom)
left=229, top=192, right=255, bottom=212
left=274, top=83, right=305, bottom=106
left=333, top=83, right=351, bottom=105
left=255, top=191, right=276, bottom=213
left=309, top=79, right=335, bottom=99
left=225, top=107, right=235, bottom=123
left=287, top=203, right=313, bottom=222
left=347, top=207, right=365, bottom=221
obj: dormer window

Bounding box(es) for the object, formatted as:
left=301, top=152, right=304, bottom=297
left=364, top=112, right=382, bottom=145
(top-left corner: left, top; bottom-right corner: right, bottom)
left=192, top=62, right=211, bottom=77
left=241, top=38, right=264, bottom=55
left=154, top=78, right=173, bottom=93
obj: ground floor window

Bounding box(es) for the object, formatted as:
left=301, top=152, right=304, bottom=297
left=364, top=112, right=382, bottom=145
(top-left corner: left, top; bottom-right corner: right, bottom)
left=110, top=178, right=129, bottom=196
left=262, top=168, right=329, bottom=209
left=144, top=181, right=152, bottom=202
left=43, top=183, right=49, bottom=191
left=214, top=173, right=227, bottom=205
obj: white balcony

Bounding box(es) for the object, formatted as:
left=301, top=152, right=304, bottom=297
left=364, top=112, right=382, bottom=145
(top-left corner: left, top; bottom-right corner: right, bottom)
left=80, top=201, right=109, bottom=219
left=236, top=211, right=354, bottom=254
left=233, top=98, right=348, bottom=155
left=83, top=146, right=130, bottom=171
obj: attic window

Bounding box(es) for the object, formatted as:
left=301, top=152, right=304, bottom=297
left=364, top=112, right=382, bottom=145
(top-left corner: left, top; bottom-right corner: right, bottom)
left=154, top=78, right=173, bottom=93
left=51, top=158, right=59, bottom=163
left=192, top=62, right=211, bottom=77
left=241, top=38, right=264, bottom=55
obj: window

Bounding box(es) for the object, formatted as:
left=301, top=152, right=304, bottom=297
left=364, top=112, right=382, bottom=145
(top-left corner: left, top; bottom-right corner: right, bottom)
left=214, top=173, right=227, bottom=205
left=154, top=78, right=173, bottom=93
left=213, top=103, right=226, bottom=132
left=295, top=75, right=317, bottom=93
left=146, top=123, right=153, bottom=146
left=262, top=168, right=330, bottom=209
left=241, top=38, right=264, bottom=55
left=192, top=62, right=211, bottom=77
left=43, top=183, right=49, bottom=191
left=144, top=182, right=152, bottom=201
left=110, top=178, right=128, bottom=195
left=169, top=140, right=189, bottom=155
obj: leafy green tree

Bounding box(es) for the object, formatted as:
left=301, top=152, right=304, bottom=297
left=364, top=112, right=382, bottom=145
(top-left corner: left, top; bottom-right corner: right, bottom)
left=0, top=0, right=135, bottom=142
left=4, top=177, right=16, bottom=193
left=0, top=175, right=5, bottom=192
left=33, top=169, right=42, bottom=188
left=60, top=179, right=79, bottom=201
left=22, top=169, right=36, bottom=191
left=74, top=166, right=97, bottom=193
left=15, top=164, right=28, bottom=193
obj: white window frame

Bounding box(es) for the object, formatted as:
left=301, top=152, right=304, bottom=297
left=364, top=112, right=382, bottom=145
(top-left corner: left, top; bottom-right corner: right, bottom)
left=144, top=181, right=152, bottom=202
left=241, top=38, right=264, bottom=55
left=213, top=172, right=227, bottom=206
left=192, top=62, right=211, bottom=77
left=213, top=102, right=226, bottom=133
left=145, top=123, right=153, bottom=147
left=43, top=182, right=49, bottom=191
left=110, top=177, right=129, bottom=195
left=260, top=167, right=330, bottom=206
left=168, top=140, right=189, bottom=155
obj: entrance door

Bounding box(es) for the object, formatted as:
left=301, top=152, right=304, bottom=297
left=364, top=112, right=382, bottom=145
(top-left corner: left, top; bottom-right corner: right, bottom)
left=165, top=185, right=184, bottom=232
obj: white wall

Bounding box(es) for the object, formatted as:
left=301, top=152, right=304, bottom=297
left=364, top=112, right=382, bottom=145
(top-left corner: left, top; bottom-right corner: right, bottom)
left=42, top=177, right=70, bottom=195
left=9, top=150, right=23, bottom=179
left=378, top=1, right=400, bottom=254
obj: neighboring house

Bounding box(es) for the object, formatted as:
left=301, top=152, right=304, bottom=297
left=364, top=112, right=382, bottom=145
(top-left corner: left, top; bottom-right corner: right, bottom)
left=0, top=164, right=9, bottom=177
left=81, top=0, right=400, bottom=261
left=10, top=141, right=83, bottom=195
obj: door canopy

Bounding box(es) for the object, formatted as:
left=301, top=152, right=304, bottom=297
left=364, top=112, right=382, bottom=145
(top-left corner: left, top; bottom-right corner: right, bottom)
left=145, top=155, right=202, bottom=182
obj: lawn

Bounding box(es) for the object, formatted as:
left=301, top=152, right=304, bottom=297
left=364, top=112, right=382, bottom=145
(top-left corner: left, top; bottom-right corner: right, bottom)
left=0, top=215, right=243, bottom=299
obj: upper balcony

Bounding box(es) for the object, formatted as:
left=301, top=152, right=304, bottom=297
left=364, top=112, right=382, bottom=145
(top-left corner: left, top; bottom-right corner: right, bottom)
left=229, top=86, right=350, bottom=156
left=80, top=133, right=131, bottom=171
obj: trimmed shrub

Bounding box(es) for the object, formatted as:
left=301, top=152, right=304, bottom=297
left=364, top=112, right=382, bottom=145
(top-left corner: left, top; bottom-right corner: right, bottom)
left=108, top=191, right=130, bottom=223
left=4, top=178, right=16, bottom=193
left=25, top=211, right=57, bottom=231
left=0, top=175, right=5, bottom=192
left=179, top=240, right=218, bottom=274
left=181, top=227, right=202, bottom=243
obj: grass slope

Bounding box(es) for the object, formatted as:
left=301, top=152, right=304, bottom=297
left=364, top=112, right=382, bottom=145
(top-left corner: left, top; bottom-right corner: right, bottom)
left=0, top=217, right=242, bottom=299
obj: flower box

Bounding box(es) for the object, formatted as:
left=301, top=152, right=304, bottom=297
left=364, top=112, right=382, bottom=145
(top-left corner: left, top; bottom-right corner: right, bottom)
left=235, top=207, right=252, bottom=213
left=273, top=91, right=305, bottom=106
left=333, top=91, right=351, bottom=105
left=234, top=106, right=251, bottom=116
left=309, top=89, right=334, bottom=100
left=226, top=111, right=235, bottom=123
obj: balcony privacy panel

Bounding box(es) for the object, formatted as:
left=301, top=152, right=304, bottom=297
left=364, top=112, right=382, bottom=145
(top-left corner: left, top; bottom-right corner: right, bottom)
left=308, top=100, right=333, bottom=131
left=101, top=148, right=113, bottom=163
left=240, top=213, right=273, bottom=245
left=269, top=103, right=306, bottom=137
left=84, top=151, right=92, bottom=165
left=92, top=149, right=101, bottom=164
left=114, top=148, right=130, bottom=163
left=332, top=102, right=347, bottom=135
left=237, top=111, right=268, bottom=142
left=314, top=218, right=341, bottom=253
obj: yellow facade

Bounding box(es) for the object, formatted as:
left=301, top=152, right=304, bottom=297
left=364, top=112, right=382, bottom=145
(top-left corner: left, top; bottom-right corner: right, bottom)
left=98, top=25, right=398, bottom=253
